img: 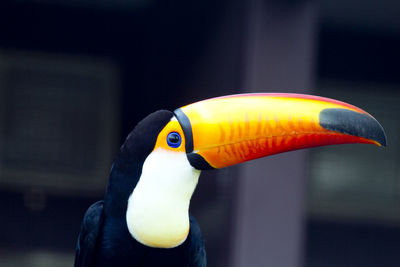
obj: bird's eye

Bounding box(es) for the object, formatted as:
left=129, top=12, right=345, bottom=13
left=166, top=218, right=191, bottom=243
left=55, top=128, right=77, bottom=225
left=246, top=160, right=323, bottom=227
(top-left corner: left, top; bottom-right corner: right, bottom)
left=167, top=132, right=182, bottom=148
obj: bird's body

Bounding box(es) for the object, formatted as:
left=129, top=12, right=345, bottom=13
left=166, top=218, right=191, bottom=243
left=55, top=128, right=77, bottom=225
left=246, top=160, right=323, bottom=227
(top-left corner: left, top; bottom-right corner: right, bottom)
left=74, top=93, right=386, bottom=267
left=75, top=111, right=206, bottom=267
left=75, top=202, right=205, bottom=267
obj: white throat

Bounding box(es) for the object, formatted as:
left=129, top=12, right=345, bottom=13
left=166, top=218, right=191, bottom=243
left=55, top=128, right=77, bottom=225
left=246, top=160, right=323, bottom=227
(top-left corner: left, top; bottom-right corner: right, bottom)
left=126, top=148, right=200, bottom=248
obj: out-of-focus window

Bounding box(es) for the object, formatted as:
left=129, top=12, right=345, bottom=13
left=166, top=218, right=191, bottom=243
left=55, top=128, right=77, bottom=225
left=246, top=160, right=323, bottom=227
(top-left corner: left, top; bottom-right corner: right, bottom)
left=308, top=81, right=400, bottom=224
left=0, top=51, right=120, bottom=196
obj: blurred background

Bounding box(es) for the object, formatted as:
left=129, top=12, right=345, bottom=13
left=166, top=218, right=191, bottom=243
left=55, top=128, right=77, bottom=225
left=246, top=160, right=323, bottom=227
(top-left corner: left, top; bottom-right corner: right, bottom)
left=0, top=0, right=399, bottom=266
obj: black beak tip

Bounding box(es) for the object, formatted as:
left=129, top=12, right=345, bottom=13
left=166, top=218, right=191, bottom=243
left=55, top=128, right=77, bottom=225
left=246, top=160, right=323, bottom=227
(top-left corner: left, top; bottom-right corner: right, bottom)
left=319, top=108, right=387, bottom=147
left=379, top=130, right=387, bottom=147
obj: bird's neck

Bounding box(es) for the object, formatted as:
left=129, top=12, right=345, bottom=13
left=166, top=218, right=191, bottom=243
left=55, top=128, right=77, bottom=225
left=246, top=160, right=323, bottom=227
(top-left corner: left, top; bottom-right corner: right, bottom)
left=103, top=156, right=142, bottom=218
left=126, top=149, right=201, bottom=248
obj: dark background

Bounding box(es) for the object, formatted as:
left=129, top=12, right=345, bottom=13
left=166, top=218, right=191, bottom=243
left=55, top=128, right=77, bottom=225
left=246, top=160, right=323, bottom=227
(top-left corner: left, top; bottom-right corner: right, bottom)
left=0, top=0, right=399, bottom=266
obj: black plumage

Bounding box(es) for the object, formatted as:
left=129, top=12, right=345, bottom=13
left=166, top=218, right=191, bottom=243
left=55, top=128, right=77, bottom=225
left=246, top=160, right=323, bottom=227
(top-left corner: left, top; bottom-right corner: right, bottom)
left=74, top=110, right=206, bottom=267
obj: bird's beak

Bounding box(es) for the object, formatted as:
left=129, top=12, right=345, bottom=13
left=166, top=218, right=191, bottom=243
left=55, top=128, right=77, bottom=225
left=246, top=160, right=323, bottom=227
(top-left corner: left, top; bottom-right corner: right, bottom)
left=174, top=93, right=386, bottom=170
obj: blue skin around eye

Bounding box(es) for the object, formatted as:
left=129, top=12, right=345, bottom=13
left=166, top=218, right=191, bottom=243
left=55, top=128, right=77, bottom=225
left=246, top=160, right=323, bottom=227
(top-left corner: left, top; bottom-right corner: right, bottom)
left=167, top=132, right=182, bottom=148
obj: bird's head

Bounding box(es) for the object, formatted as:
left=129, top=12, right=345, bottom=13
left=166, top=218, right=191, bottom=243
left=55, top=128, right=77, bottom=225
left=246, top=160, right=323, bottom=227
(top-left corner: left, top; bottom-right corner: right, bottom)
left=122, top=93, right=386, bottom=249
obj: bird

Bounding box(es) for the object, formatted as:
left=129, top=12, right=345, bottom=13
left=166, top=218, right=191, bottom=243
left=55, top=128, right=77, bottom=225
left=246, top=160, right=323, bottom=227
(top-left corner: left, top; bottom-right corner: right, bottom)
left=74, top=93, right=386, bottom=267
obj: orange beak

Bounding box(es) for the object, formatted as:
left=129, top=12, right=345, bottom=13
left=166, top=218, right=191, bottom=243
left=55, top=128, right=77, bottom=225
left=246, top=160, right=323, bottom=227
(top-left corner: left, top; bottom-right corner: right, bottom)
left=174, top=93, right=386, bottom=170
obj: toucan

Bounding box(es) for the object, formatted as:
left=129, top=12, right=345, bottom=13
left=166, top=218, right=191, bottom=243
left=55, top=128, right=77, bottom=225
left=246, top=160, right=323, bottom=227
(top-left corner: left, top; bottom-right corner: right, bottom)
left=74, top=93, right=386, bottom=267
